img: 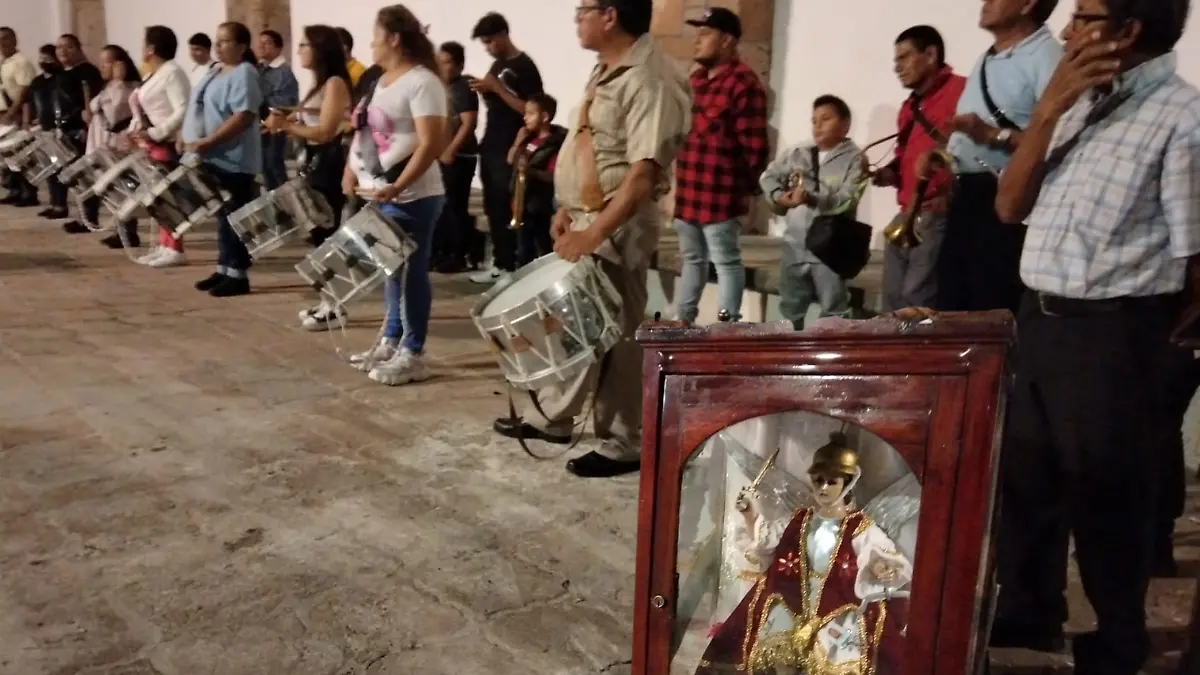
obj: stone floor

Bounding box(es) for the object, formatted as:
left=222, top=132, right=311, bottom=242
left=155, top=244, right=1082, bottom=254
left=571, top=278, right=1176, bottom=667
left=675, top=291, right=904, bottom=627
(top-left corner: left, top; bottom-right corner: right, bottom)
left=0, top=205, right=1194, bottom=675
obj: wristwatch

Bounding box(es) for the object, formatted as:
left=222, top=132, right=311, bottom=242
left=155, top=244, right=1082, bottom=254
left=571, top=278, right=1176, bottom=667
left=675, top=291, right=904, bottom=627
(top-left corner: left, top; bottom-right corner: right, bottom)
left=993, top=128, right=1013, bottom=149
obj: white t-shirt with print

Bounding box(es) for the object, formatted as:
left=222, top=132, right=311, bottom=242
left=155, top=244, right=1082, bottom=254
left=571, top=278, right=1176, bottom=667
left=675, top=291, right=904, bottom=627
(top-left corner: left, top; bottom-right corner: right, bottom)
left=350, top=65, right=447, bottom=203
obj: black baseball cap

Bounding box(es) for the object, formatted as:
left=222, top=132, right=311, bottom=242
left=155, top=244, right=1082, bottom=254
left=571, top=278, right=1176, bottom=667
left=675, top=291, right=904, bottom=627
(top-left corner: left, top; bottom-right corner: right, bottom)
left=686, top=7, right=742, bottom=39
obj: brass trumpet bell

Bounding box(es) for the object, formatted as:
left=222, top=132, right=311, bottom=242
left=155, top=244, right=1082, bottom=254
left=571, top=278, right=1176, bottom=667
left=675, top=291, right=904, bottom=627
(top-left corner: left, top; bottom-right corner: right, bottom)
left=883, top=211, right=923, bottom=249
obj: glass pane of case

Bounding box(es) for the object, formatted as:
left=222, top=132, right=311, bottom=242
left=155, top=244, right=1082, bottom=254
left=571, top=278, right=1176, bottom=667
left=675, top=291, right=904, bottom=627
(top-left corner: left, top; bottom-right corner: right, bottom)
left=673, top=410, right=920, bottom=675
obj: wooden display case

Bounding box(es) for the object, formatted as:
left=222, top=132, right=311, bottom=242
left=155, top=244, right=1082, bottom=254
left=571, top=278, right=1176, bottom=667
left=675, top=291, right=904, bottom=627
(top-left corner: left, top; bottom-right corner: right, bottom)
left=631, top=311, right=1015, bottom=675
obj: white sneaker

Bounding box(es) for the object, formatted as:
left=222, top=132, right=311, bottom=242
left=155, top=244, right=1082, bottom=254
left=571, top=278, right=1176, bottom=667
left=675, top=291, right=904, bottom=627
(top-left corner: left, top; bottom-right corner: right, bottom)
left=349, top=340, right=397, bottom=372
left=368, top=349, right=430, bottom=385
left=148, top=249, right=186, bottom=268
left=301, top=303, right=347, bottom=331
left=135, top=247, right=163, bottom=265
left=297, top=303, right=321, bottom=321
left=468, top=267, right=505, bottom=284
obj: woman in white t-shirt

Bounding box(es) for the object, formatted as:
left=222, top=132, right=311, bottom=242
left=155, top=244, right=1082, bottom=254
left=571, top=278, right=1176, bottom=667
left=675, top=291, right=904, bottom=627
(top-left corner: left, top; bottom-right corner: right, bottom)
left=342, top=4, right=447, bottom=386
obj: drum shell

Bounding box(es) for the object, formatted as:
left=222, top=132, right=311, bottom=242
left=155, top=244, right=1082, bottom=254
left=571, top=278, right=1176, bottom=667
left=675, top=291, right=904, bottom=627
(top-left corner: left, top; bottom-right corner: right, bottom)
left=470, top=254, right=624, bottom=390
left=142, top=164, right=227, bottom=237
left=293, top=202, right=417, bottom=309
left=228, top=178, right=334, bottom=258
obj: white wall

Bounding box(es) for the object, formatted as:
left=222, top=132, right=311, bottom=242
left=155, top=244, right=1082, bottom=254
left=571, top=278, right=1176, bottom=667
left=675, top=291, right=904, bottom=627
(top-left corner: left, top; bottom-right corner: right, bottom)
left=289, top=0, right=584, bottom=133
left=769, top=2, right=1200, bottom=235
left=104, top=0, right=225, bottom=66
left=0, top=0, right=63, bottom=52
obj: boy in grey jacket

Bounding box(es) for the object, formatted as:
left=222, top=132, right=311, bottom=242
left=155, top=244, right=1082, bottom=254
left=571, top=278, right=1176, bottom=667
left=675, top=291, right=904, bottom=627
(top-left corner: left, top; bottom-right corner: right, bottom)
left=760, top=95, right=866, bottom=325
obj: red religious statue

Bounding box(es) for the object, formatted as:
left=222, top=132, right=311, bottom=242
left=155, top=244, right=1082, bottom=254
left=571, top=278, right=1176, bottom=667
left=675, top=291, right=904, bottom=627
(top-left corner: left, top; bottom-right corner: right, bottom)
left=696, top=433, right=912, bottom=675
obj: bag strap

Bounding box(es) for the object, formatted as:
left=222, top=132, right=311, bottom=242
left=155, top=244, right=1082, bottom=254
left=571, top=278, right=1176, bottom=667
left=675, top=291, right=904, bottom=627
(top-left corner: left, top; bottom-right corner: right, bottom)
left=573, top=85, right=607, bottom=213
left=979, top=51, right=1020, bottom=130
left=809, top=145, right=820, bottom=184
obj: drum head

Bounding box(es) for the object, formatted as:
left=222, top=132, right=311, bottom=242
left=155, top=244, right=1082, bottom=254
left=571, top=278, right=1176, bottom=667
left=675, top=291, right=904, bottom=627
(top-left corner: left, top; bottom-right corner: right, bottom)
left=481, top=256, right=575, bottom=319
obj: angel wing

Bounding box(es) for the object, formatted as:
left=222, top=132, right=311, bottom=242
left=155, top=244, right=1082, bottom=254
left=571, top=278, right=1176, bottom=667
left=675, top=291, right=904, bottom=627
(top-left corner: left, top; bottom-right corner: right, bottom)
left=716, top=429, right=812, bottom=514
left=861, top=472, right=922, bottom=561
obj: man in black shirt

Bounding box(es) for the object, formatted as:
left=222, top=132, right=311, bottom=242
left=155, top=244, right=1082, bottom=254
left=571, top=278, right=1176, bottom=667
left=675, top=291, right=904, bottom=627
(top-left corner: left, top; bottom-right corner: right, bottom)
left=48, top=34, right=102, bottom=231
left=19, top=45, right=63, bottom=208
left=434, top=41, right=481, bottom=273
left=467, top=12, right=543, bottom=284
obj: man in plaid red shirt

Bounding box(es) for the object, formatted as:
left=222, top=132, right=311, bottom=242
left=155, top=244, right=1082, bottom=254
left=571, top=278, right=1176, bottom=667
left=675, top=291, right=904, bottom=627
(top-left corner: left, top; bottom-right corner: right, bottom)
left=673, top=8, right=770, bottom=323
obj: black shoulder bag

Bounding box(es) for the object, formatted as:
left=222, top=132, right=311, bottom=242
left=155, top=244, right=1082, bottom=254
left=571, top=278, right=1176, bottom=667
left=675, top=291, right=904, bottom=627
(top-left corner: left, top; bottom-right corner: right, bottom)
left=979, top=51, right=1021, bottom=131
left=804, top=146, right=873, bottom=280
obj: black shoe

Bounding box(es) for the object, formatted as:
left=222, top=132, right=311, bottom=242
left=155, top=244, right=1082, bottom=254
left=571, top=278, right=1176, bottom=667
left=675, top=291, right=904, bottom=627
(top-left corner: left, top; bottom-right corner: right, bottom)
left=988, top=618, right=1065, bottom=652
left=100, top=230, right=140, bottom=249
left=0, top=193, right=19, bottom=205
left=209, top=276, right=250, bottom=297
left=62, top=220, right=90, bottom=234
left=492, top=416, right=571, bottom=444
left=435, top=258, right=467, bottom=274
left=566, top=451, right=640, bottom=478
left=195, top=273, right=227, bottom=291
left=40, top=207, right=68, bottom=219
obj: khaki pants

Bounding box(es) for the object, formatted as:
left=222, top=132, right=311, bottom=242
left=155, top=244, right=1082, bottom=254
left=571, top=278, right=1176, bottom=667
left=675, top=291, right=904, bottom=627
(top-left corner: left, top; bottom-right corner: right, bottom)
left=522, top=209, right=658, bottom=460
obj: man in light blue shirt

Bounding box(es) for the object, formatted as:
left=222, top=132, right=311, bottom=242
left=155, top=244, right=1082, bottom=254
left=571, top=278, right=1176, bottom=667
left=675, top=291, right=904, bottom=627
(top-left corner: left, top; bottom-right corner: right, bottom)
left=936, top=0, right=1062, bottom=313
left=990, top=1, right=1198, bottom=673
left=181, top=21, right=264, bottom=298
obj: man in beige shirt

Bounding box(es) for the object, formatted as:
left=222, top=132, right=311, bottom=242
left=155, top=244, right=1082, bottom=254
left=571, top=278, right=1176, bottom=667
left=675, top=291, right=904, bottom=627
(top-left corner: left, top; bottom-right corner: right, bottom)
left=0, top=27, right=37, bottom=206
left=492, top=0, right=691, bottom=478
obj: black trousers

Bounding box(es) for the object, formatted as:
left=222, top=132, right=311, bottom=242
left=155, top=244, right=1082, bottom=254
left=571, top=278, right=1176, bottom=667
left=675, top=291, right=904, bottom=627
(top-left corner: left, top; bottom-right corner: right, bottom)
left=479, top=150, right=517, bottom=271
left=995, top=290, right=1177, bottom=675
left=517, top=210, right=553, bottom=268
left=433, top=155, right=479, bottom=264
left=1158, top=346, right=1200, bottom=541
left=47, top=174, right=68, bottom=209
left=937, top=173, right=1026, bottom=313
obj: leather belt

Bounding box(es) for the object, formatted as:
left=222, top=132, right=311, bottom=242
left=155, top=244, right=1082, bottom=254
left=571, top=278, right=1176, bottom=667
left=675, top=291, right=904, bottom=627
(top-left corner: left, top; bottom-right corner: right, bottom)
left=1033, top=290, right=1176, bottom=317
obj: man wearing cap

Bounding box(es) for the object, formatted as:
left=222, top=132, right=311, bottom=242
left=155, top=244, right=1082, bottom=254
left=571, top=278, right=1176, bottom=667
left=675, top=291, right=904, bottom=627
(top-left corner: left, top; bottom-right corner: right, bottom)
left=672, top=7, right=770, bottom=325
left=490, top=0, right=691, bottom=478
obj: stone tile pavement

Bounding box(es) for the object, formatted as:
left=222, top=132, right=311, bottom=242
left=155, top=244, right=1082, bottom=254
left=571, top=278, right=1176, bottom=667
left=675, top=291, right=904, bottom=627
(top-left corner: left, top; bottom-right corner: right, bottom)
left=0, top=206, right=1193, bottom=675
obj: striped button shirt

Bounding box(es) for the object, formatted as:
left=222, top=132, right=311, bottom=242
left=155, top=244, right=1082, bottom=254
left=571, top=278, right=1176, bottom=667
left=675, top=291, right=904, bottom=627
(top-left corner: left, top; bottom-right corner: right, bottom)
left=1021, top=53, right=1200, bottom=299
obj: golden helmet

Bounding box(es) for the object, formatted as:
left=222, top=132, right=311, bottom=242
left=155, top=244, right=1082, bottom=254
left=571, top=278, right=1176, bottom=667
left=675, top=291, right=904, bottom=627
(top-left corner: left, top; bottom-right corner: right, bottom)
left=808, top=432, right=860, bottom=480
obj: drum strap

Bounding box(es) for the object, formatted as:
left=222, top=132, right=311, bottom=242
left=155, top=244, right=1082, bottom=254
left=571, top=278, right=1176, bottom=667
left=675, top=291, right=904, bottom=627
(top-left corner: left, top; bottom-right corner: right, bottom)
left=574, top=87, right=608, bottom=213
left=504, top=347, right=615, bottom=460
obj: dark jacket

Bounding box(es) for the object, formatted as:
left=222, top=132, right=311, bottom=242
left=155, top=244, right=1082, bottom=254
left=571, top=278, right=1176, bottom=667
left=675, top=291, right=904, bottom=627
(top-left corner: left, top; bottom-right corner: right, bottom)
left=513, top=124, right=566, bottom=217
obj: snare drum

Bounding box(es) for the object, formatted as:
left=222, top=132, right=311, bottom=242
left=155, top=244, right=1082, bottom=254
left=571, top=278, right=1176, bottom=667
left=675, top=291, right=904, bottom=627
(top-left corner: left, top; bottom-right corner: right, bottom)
left=228, top=178, right=334, bottom=258
left=13, top=131, right=79, bottom=184
left=295, top=202, right=416, bottom=309
left=140, top=163, right=227, bottom=238
left=93, top=151, right=161, bottom=221
left=471, top=254, right=624, bottom=390
left=0, top=129, right=35, bottom=170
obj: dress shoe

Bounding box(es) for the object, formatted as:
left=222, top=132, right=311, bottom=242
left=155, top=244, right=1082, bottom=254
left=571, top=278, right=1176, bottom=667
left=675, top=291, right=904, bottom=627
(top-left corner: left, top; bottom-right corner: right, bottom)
left=566, top=451, right=640, bottom=478
left=492, top=417, right=570, bottom=444
left=209, top=276, right=250, bottom=297
left=194, top=272, right=227, bottom=291
left=988, top=618, right=1065, bottom=652
left=100, top=230, right=140, bottom=249
left=62, top=220, right=90, bottom=234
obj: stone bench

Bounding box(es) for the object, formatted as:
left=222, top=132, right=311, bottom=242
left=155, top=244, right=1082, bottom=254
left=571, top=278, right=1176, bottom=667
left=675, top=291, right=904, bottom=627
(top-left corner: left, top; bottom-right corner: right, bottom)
left=467, top=188, right=884, bottom=324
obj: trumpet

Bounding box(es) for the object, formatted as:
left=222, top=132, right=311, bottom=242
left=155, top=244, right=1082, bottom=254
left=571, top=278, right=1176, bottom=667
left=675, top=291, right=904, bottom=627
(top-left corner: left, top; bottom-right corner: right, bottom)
left=509, top=165, right=526, bottom=231
left=883, top=148, right=955, bottom=249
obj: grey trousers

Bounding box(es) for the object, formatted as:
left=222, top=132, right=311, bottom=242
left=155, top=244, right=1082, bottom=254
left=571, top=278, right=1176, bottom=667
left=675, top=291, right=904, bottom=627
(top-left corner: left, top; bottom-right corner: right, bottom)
left=881, top=212, right=947, bottom=312
left=522, top=214, right=658, bottom=461
left=778, top=246, right=849, bottom=326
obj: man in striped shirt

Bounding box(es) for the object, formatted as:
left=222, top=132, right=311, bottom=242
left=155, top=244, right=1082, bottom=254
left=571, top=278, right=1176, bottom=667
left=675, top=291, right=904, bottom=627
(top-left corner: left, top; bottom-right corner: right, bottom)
left=991, top=1, right=1197, bottom=672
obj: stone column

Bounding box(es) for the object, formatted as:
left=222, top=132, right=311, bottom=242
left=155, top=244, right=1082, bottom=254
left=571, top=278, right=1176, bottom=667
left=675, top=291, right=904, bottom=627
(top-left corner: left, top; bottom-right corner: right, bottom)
left=651, top=0, right=775, bottom=233
left=66, top=0, right=107, bottom=64
left=226, top=0, right=293, bottom=52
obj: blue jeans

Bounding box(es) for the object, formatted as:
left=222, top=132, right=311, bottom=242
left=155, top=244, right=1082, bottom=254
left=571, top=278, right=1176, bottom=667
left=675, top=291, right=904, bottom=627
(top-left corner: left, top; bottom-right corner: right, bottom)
left=262, top=134, right=289, bottom=191
left=673, top=218, right=745, bottom=322
left=382, top=195, right=445, bottom=353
